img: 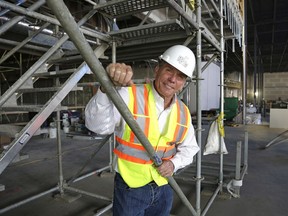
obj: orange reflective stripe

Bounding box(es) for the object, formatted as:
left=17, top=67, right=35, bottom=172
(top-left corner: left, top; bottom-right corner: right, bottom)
left=116, top=136, right=175, bottom=152
left=179, top=106, right=189, bottom=142
left=114, top=149, right=153, bottom=164
left=124, top=84, right=151, bottom=143
left=116, top=136, right=145, bottom=151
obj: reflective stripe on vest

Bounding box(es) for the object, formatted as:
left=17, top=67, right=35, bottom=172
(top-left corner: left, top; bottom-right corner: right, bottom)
left=115, top=136, right=176, bottom=164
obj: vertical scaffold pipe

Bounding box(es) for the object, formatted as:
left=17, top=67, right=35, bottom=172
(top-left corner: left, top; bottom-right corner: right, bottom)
left=46, top=0, right=197, bottom=215
left=242, top=0, right=247, bottom=125
left=195, top=0, right=202, bottom=215
left=219, top=0, right=225, bottom=192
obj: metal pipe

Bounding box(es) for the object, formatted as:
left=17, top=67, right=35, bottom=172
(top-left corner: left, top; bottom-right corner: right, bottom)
left=67, top=134, right=112, bottom=185
left=183, top=34, right=196, bottom=47
left=72, top=165, right=111, bottom=183
left=209, top=0, right=222, bottom=17
left=195, top=0, right=202, bottom=215
left=201, top=54, right=218, bottom=72
left=0, top=45, right=108, bottom=172
left=63, top=185, right=112, bottom=202
left=56, top=105, right=64, bottom=194
left=219, top=0, right=225, bottom=192
left=109, top=134, right=116, bottom=173
left=112, top=41, right=116, bottom=63
left=94, top=203, right=113, bottom=216
left=0, top=22, right=50, bottom=65
left=140, top=11, right=152, bottom=26
left=0, top=0, right=45, bottom=36
left=240, top=164, right=248, bottom=180
left=166, top=0, right=221, bottom=52
left=0, top=1, right=110, bottom=42
left=234, top=141, right=242, bottom=196
left=0, top=9, right=97, bottom=107
left=0, top=0, right=26, bottom=16
left=46, top=0, right=197, bottom=215
left=253, top=26, right=257, bottom=107
left=0, top=38, right=49, bottom=52
left=0, top=187, right=58, bottom=214
left=265, top=130, right=288, bottom=149
left=242, top=0, right=247, bottom=125
left=201, top=185, right=221, bottom=216
left=166, top=0, right=199, bottom=30
left=244, top=130, right=248, bottom=173
left=202, top=0, right=218, bottom=29
left=0, top=165, right=111, bottom=214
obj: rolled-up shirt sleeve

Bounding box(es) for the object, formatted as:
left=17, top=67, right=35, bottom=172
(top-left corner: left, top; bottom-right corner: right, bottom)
left=170, top=125, right=199, bottom=172
left=85, top=88, right=128, bottom=135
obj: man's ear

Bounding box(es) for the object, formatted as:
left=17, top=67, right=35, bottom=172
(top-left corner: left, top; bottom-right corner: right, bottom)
left=178, top=81, right=186, bottom=93
left=154, top=65, right=159, bottom=76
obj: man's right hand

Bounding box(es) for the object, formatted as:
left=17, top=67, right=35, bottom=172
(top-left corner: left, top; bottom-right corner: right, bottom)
left=106, top=63, right=134, bottom=87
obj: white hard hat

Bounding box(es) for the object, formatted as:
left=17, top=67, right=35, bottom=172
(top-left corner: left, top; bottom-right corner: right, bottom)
left=159, top=45, right=196, bottom=78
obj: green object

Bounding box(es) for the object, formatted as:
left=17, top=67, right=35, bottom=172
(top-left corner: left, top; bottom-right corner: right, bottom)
left=224, top=97, right=238, bottom=120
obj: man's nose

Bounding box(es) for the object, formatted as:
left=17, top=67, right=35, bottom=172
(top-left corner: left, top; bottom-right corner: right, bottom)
left=168, top=72, right=177, bottom=82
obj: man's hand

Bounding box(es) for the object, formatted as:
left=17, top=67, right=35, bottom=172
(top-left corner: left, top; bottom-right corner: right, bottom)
left=106, top=63, right=134, bottom=87
left=157, top=160, right=175, bottom=177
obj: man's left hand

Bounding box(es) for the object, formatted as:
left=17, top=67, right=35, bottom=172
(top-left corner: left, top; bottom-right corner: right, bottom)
left=157, top=160, right=175, bottom=177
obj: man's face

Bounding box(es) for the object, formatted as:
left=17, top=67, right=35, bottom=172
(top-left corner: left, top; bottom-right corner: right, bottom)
left=154, top=62, right=187, bottom=100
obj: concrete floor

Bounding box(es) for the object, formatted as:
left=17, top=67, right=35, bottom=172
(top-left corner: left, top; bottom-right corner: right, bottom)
left=0, top=121, right=288, bottom=216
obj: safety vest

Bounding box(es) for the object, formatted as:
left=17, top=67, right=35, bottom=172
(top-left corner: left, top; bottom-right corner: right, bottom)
left=114, top=83, right=191, bottom=188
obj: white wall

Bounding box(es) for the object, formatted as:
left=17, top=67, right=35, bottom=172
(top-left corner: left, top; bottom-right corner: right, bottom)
left=189, top=62, right=220, bottom=113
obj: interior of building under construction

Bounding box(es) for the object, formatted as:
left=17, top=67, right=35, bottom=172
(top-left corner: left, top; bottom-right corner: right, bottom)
left=1, top=0, right=288, bottom=216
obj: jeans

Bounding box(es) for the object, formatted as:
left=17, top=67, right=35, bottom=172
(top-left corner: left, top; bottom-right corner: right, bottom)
left=113, top=173, right=173, bottom=216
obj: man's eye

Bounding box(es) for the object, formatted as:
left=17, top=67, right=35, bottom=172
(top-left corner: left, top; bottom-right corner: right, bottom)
left=177, top=73, right=187, bottom=80
left=180, top=75, right=187, bottom=79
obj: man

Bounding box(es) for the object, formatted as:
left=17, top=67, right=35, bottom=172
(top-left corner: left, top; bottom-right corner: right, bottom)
left=85, top=45, right=199, bottom=216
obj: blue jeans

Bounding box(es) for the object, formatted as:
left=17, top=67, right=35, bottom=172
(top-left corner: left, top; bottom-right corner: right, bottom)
left=113, top=173, right=173, bottom=216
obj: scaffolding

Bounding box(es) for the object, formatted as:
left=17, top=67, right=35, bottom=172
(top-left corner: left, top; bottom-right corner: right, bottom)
left=0, top=0, right=248, bottom=215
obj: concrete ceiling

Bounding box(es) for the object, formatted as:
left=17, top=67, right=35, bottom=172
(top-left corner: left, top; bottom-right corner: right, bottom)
left=246, top=0, right=288, bottom=73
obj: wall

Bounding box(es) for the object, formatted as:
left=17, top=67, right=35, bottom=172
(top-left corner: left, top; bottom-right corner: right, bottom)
left=264, top=72, right=288, bottom=101
left=190, top=61, right=220, bottom=113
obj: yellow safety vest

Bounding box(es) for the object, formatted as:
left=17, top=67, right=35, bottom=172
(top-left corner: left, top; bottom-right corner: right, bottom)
left=114, top=83, right=191, bottom=188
